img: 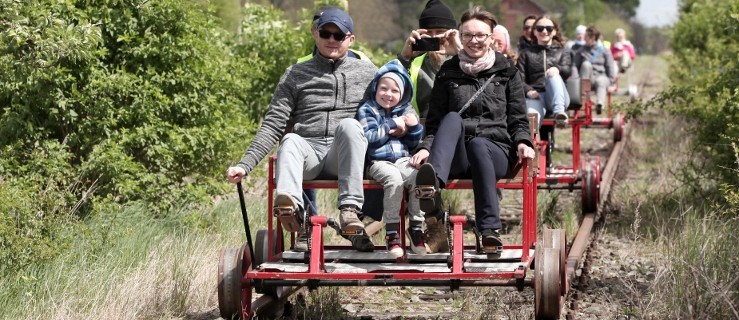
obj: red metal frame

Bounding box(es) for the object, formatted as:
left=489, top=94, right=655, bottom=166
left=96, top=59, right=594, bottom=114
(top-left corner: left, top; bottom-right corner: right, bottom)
left=255, top=127, right=541, bottom=281
left=253, top=159, right=536, bottom=283
left=535, top=79, right=621, bottom=188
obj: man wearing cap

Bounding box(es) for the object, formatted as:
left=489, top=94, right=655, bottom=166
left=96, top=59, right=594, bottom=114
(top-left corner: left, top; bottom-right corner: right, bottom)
left=296, top=6, right=372, bottom=226
left=226, top=7, right=378, bottom=252
left=297, top=6, right=370, bottom=63
left=398, top=0, right=461, bottom=119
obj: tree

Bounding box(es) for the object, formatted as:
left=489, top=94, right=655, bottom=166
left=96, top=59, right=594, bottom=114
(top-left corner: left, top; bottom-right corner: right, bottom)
left=0, top=0, right=255, bottom=208
left=603, top=0, right=640, bottom=19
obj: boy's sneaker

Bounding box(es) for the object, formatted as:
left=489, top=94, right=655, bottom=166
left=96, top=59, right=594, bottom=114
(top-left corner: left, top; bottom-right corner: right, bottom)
left=595, top=103, right=603, bottom=115
left=386, top=232, right=404, bottom=258
left=339, top=205, right=364, bottom=231
left=480, top=229, right=503, bottom=254
left=274, top=192, right=302, bottom=232
left=425, top=216, right=449, bottom=254
left=292, top=229, right=309, bottom=252
left=407, top=228, right=427, bottom=255
left=555, top=112, right=568, bottom=129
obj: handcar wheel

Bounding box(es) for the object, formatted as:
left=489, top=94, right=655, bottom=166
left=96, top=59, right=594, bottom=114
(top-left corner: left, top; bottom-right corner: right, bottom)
left=255, top=229, right=278, bottom=267
left=543, top=229, right=568, bottom=296
left=613, top=113, right=624, bottom=142
left=218, top=247, right=243, bottom=319
left=535, top=248, right=562, bottom=319
left=581, top=163, right=598, bottom=214
left=254, top=229, right=280, bottom=296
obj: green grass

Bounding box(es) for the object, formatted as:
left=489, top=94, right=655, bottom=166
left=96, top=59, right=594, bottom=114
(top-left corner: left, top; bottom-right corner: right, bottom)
left=607, top=108, right=739, bottom=318
left=0, top=197, right=261, bottom=319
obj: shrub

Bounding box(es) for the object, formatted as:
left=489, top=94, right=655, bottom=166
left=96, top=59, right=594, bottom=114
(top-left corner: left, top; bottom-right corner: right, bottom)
left=0, top=0, right=254, bottom=208
left=0, top=0, right=256, bottom=270
left=654, top=0, right=739, bottom=205
left=0, top=140, right=82, bottom=272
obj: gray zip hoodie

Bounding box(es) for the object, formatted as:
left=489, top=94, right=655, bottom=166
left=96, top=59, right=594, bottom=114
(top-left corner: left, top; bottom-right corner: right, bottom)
left=573, top=43, right=616, bottom=85
left=237, top=53, right=377, bottom=174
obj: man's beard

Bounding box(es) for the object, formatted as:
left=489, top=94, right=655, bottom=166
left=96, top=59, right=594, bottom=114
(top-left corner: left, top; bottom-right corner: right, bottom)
left=427, top=51, right=447, bottom=71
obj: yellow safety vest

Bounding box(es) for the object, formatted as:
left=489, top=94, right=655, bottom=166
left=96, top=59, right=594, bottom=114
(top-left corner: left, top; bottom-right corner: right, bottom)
left=296, top=49, right=371, bottom=63
left=409, top=53, right=427, bottom=114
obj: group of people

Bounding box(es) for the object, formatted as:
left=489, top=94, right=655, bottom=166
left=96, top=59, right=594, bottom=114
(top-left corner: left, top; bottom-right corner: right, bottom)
left=226, top=1, right=634, bottom=257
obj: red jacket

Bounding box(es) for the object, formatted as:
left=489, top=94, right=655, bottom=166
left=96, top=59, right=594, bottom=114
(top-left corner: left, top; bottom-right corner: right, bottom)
left=611, top=40, right=636, bottom=61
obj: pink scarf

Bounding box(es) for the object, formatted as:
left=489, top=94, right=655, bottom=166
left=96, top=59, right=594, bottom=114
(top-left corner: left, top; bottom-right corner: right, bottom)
left=458, top=48, right=496, bottom=77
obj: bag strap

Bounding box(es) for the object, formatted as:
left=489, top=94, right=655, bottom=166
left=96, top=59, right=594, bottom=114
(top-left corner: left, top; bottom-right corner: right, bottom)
left=590, top=45, right=603, bottom=63
left=543, top=48, right=547, bottom=71
left=457, top=74, right=496, bottom=115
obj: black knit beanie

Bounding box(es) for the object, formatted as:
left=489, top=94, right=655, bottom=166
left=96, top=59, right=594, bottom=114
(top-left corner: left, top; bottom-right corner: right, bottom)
left=419, top=0, right=456, bottom=30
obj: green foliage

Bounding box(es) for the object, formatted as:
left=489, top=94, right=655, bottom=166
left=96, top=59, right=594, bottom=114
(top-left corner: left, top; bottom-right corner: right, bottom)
left=234, top=3, right=312, bottom=119
left=603, top=0, right=640, bottom=19
left=655, top=0, right=739, bottom=202
left=535, top=0, right=608, bottom=34
left=0, top=0, right=253, bottom=207
left=0, top=0, right=259, bottom=270
left=0, top=141, right=82, bottom=272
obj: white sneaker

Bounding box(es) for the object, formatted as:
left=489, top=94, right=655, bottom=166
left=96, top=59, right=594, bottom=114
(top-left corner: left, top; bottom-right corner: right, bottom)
left=555, top=112, right=568, bottom=129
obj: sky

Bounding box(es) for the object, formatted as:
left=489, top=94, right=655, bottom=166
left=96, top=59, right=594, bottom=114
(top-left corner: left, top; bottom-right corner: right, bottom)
left=635, top=0, right=680, bottom=27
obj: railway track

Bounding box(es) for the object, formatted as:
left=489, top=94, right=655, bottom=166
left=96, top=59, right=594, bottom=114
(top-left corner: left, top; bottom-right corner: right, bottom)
left=564, top=124, right=629, bottom=319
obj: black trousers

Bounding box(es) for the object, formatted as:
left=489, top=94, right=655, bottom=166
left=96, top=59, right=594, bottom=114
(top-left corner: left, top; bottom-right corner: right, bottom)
left=428, top=112, right=509, bottom=230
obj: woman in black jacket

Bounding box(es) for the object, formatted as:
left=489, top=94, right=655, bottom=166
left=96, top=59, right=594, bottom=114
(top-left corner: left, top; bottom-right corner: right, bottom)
left=516, top=16, right=571, bottom=128
left=410, top=6, right=535, bottom=253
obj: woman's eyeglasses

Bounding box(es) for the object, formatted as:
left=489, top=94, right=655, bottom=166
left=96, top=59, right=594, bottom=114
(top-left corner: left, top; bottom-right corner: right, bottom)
left=318, top=30, right=348, bottom=41
left=535, top=26, right=555, bottom=33
left=461, top=33, right=492, bottom=42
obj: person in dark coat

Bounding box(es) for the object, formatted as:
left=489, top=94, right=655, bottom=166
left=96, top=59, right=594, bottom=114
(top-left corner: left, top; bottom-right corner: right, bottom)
left=516, top=15, right=537, bottom=53
left=516, top=15, right=572, bottom=128
left=410, top=6, right=535, bottom=253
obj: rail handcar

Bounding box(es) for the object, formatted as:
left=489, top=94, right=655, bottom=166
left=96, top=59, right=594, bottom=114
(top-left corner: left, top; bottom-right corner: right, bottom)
left=217, top=114, right=568, bottom=319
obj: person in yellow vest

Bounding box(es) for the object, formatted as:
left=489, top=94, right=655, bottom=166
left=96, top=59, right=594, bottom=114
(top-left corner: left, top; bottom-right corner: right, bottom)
left=397, top=0, right=461, bottom=119
left=297, top=6, right=370, bottom=63
left=396, top=0, right=461, bottom=254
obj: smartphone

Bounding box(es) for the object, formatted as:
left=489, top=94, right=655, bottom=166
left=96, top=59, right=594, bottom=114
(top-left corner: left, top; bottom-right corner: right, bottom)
left=411, top=37, right=440, bottom=52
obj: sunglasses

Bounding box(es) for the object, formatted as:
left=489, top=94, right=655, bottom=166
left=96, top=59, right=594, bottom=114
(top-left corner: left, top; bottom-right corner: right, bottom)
left=523, top=25, right=532, bottom=30
left=318, top=29, right=348, bottom=41
left=535, top=26, right=555, bottom=33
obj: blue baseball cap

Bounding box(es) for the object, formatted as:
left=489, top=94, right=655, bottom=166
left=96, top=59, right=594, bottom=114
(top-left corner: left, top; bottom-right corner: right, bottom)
left=317, top=7, right=354, bottom=34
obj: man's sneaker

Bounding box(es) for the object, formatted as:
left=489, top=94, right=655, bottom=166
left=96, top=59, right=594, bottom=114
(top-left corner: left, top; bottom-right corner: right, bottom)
left=425, top=216, right=449, bottom=254
left=595, top=103, right=603, bottom=115
left=407, top=228, right=427, bottom=255
left=348, top=233, right=375, bottom=252
left=386, top=232, right=404, bottom=258
left=480, top=229, right=503, bottom=254
left=415, top=163, right=441, bottom=215
left=292, top=229, right=309, bottom=252
left=274, top=192, right=302, bottom=232
left=555, top=112, right=568, bottom=129
left=339, top=205, right=364, bottom=231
